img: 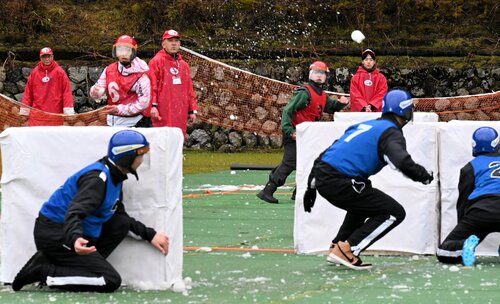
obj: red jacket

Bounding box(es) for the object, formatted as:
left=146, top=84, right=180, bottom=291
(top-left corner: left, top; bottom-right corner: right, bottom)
left=148, top=50, right=198, bottom=136
left=22, top=60, right=74, bottom=126
left=349, top=66, right=388, bottom=112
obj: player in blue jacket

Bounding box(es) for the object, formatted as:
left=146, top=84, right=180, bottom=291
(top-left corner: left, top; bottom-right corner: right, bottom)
left=303, top=89, right=433, bottom=270
left=436, top=126, right=500, bottom=266
left=12, top=130, right=169, bottom=292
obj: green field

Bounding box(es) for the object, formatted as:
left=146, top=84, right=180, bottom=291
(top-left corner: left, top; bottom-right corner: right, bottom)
left=1, top=152, right=500, bottom=303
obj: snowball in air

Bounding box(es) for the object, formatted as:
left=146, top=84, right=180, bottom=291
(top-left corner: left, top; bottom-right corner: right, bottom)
left=351, top=30, right=365, bottom=44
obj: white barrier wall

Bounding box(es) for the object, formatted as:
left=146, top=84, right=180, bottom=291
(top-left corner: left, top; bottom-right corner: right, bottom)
left=438, top=121, right=500, bottom=256
left=0, top=126, right=184, bottom=288
left=334, top=112, right=439, bottom=123
left=294, top=120, right=439, bottom=254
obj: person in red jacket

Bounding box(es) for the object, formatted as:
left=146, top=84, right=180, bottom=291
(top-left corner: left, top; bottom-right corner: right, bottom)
left=89, top=35, right=152, bottom=127
left=20, top=47, right=74, bottom=126
left=349, top=49, right=388, bottom=112
left=148, top=29, right=198, bottom=138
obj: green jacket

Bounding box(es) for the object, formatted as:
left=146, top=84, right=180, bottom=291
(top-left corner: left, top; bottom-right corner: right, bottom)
left=281, top=83, right=347, bottom=137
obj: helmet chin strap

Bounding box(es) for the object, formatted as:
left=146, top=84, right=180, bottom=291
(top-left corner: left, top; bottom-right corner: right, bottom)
left=129, top=167, right=139, bottom=180
left=120, top=60, right=131, bottom=68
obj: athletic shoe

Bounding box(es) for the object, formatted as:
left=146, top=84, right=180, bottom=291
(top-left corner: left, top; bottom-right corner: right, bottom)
left=327, top=241, right=372, bottom=270
left=326, top=242, right=340, bottom=264
left=462, top=235, right=480, bottom=267
left=12, top=251, right=49, bottom=291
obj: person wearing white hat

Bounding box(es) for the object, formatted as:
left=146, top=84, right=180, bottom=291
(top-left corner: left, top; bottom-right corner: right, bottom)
left=20, top=47, right=74, bottom=126
left=349, top=49, right=388, bottom=112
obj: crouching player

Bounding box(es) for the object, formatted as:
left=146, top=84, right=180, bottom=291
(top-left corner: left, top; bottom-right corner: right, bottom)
left=437, top=126, right=500, bottom=266
left=12, top=130, right=169, bottom=292
left=303, top=89, right=433, bottom=270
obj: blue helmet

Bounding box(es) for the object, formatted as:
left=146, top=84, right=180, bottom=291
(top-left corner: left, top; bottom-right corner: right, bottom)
left=472, top=127, right=499, bottom=156
left=108, top=130, right=150, bottom=168
left=382, top=89, right=414, bottom=122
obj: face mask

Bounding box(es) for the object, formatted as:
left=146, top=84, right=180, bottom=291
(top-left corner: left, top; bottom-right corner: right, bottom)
left=115, top=45, right=133, bottom=58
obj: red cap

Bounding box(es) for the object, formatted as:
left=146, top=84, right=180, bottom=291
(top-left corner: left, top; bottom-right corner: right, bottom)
left=39, top=47, right=53, bottom=56
left=162, top=29, right=181, bottom=40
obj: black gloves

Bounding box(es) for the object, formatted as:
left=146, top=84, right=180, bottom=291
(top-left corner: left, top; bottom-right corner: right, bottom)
left=303, top=175, right=317, bottom=213
left=303, top=187, right=317, bottom=213
left=422, top=170, right=434, bottom=185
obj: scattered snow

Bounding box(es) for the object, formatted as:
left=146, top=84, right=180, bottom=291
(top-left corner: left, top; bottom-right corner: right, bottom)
left=449, top=266, right=460, bottom=272
left=238, top=277, right=271, bottom=283
left=196, top=247, right=213, bottom=252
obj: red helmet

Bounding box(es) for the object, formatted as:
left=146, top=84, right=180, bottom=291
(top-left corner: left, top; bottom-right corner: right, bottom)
left=112, top=35, right=137, bottom=59
left=309, top=61, right=329, bottom=73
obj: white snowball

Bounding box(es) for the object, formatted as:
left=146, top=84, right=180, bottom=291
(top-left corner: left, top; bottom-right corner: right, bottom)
left=449, top=265, right=460, bottom=272
left=351, top=30, right=365, bottom=44
left=184, top=276, right=193, bottom=287
left=171, top=280, right=187, bottom=293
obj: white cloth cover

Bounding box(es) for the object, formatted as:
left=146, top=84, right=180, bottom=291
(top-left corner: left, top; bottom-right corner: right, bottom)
left=294, top=121, right=439, bottom=254
left=438, top=122, right=500, bottom=256
left=0, top=126, right=184, bottom=288
left=334, top=112, right=439, bottom=123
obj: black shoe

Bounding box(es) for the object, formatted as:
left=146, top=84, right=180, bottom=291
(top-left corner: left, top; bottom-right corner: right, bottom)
left=12, top=251, right=49, bottom=291
left=256, top=190, right=279, bottom=204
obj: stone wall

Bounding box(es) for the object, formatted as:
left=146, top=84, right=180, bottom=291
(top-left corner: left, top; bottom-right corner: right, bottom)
left=1, top=62, right=498, bottom=151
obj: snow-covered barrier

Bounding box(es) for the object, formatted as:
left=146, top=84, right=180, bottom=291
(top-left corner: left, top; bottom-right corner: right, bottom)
left=0, top=126, right=184, bottom=288
left=438, top=121, right=500, bottom=256
left=294, top=118, right=440, bottom=255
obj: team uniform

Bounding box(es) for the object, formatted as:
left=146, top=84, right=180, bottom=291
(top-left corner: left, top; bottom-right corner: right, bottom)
left=91, top=57, right=152, bottom=127
left=313, top=117, right=431, bottom=256
left=148, top=49, right=198, bottom=137
left=303, top=89, right=433, bottom=269
left=436, top=152, right=500, bottom=264
left=257, top=79, right=347, bottom=204
left=21, top=60, right=74, bottom=126
left=20, top=157, right=156, bottom=292
left=273, top=82, right=347, bottom=187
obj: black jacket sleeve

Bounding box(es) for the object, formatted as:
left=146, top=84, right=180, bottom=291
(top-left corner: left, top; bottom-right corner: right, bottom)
left=63, top=170, right=106, bottom=249
left=114, top=199, right=157, bottom=242
left=378, top=128, right=432, bottom=183
left=456, top=163, right=475, bottom=221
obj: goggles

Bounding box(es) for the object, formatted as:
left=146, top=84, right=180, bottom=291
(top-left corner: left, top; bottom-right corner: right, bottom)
left=137, top=146, right=150, bottom=155
left=311, top=70, right=327, bottom=75
left=115, top=45, right=133, bottom=57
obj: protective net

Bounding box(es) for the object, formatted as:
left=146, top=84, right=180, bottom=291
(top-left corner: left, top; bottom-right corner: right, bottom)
left=0, top=95, right=106, bottom=131
left=0, top=47, right=499, bottom=135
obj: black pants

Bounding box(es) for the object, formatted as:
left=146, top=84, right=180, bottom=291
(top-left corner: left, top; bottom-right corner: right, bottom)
left=269, top=135, right=296, bottom=187
left=34, top=213, right=129, bottom=292
left=437, top=199, right=500, bottom=264
left=313, top=160, right=406, bottom=256
left=134, top=116, right=152, bottom=128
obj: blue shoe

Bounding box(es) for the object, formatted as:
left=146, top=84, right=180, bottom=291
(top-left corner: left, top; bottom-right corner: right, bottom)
left=462, top=235, right=480, bottom=267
